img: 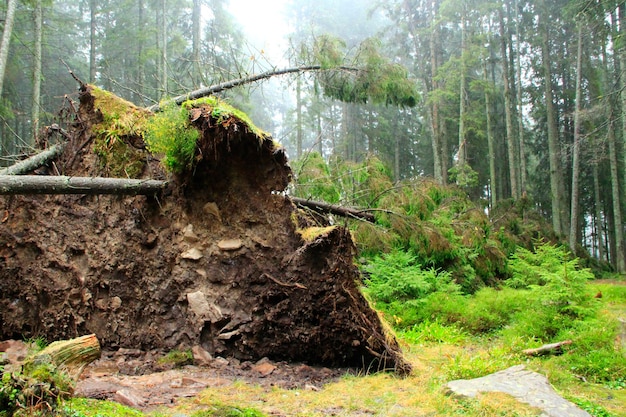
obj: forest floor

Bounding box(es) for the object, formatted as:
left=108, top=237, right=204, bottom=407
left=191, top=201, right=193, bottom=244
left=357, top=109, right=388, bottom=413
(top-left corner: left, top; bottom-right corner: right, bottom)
left=3, top=281, right=625, bottom=417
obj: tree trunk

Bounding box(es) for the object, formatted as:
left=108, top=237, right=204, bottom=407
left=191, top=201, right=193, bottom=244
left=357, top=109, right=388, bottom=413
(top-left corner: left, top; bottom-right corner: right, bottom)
left=569, top=25, right=583, bottom=252
left=0, top=0, right=17, bottom=97
left=483, top=60, right=497, bottom=208
left=431, top=3, right=445, bottom=184
left=296, top=76, right=303, bottom=159
left=31, top=0, right=43, bottom=145
left=89, top=0, right=97, bottom=83
left=605, top=18, right=626, bottom=272
left=0, top=175, right=167, bottom=195
left=514, top=0, right=527, bottom=194
left=499, top=7, right=519, bottom=200
left=160, top=0, right=168, bottom=98
left=192, top=0, right=202, bottom=88
left=457, top=4, right=468, bottom=171
left=540, top=3, right=564, bottom=236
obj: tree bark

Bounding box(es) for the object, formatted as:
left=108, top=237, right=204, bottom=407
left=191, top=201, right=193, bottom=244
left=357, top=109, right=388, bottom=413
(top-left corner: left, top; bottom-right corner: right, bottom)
left=0, top=0, right=17, bottom=97
left=0, top=175, right=167, bottom=195
left=290, top=196, right=375, bottom=223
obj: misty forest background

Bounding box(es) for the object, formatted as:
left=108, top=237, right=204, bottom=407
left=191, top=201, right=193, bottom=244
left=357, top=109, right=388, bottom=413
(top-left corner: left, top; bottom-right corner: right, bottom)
left=1, top=0, right=626, bottom=271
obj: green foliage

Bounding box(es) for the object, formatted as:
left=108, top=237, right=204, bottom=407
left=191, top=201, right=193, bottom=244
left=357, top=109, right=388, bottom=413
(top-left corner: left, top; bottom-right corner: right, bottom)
left=0, top=358, right=74, bottom=416
left=312, top=36, right=418, bottom=107
left=505, top=242, right=596, bottom=321
left=291, top=152, right=341, bottom=203
left=398, top=319, right=468, bottom=345
left=363, top=249, right=460, bottom=304
left=292, top=157, right=509, bottom=288
left=190, top=404, right=266, bottom=417
left=145, top=103, right=199, bottom=173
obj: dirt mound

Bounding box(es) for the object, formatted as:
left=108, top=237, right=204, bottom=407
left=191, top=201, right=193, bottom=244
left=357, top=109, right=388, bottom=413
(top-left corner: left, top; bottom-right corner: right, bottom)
left=0, top=85, right=410, bottom=374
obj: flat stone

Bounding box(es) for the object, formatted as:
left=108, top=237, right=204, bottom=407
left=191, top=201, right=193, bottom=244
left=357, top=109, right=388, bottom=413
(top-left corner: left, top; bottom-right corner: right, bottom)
left=113, top=388, right=145, bottom=408
left=446, top=365, right=591, bottom=417
left=217, top=239, right=243, bottom=251
left=181, top=247, right=203, bottom=260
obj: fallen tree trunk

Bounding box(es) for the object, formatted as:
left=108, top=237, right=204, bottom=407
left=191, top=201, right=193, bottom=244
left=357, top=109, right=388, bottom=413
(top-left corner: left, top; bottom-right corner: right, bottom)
left=522, top=340, right=572, bottom=356
left=0, top=175, right=167, bottom=195
left=147, top=65, right=359, bottom=112
left=0, top=143, right=66, bottom=175
left=290, top=196, right=376, bottom=223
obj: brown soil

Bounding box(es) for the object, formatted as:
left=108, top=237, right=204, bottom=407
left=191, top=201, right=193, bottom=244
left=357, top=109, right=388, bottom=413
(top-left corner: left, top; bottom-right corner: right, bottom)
left=0, top=85, right=410, bottom=375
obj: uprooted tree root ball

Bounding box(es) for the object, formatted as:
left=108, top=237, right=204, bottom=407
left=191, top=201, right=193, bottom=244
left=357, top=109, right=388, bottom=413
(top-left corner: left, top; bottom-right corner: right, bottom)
left=0, top=85, right=411, bottom=375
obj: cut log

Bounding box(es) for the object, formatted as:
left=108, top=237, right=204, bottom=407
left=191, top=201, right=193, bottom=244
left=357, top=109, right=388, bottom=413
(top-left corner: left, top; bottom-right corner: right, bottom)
left=0, top=143, right=66, bottom=175
left=522, top=340, right=572, bottom=356
left=0, top=175, right=167, bottom=195
left=25, top=334, right=101, bottom=381
left=290, top=196, right=376, bottom=223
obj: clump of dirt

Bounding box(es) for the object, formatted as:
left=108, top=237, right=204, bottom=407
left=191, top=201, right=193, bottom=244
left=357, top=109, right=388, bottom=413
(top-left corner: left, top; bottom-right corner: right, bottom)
left=0, top=85, right=410, bottom=375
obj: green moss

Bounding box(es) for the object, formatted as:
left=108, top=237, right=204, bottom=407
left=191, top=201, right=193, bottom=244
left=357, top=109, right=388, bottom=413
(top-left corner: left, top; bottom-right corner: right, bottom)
left=90, top=86, right=150, bottom=178
left=156, top=349, right=193, bottom=367
left=182, top=96, right=268, bottom=140
left=144, top=103, right=199, bottom=173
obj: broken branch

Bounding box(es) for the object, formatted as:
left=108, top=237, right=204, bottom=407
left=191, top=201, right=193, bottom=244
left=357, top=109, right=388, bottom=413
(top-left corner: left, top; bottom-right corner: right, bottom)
left=522, top=340, right=572, bottom=356
left=290, top=196, right=376, bottom=223
left=0, top=143, right=66, bottom=175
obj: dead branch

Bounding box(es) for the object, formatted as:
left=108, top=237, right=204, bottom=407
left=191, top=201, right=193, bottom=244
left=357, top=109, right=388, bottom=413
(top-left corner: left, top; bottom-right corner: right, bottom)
left=0, top=175, right=167, bottom=195
left=289, top=196, right=376, bottom=223
left=522, top=340, right=572, bottom=356
left=0, top=143, right=66, bottom=176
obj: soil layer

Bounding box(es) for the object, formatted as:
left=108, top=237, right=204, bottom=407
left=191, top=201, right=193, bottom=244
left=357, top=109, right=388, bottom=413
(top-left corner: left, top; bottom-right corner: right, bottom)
left=0, top=85, right=410, bottom=374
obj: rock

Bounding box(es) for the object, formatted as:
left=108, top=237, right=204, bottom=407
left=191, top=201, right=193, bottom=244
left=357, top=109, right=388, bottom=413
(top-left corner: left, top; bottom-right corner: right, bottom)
left=110, top=296, right=122, bottom=311
left=217, top=238, right=243, bottom=251
left=181, top=247, right=203, bottom=260
left=252, top=362, right=276, bottom=377
left=113, top=388, right=145, bottom=408
left=212, top=356, right=229, bottom=367
left=186, top=291, right=223, bottom=322
left=446, top=365, right=591, bottom=417
left=182, top=224, right=199, bottom=243
left=203, top=202, right=222, bottom=222
left=192, top=345, right=213, bottom=366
